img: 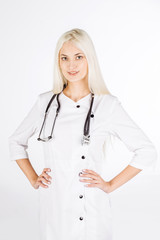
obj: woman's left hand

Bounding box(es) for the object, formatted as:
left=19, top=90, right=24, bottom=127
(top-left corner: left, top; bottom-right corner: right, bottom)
left=79, top=169, right=111, bottom=193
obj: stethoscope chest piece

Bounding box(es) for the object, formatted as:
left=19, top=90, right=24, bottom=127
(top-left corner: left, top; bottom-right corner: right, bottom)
left=81, top=135, right=91, bottom=145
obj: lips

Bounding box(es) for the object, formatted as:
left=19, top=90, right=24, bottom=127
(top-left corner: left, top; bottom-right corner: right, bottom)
left=68, top=71, right=79, bottom=75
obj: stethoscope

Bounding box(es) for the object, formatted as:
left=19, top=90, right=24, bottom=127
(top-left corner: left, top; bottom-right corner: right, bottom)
left=37, top=84, right=95, bottom=145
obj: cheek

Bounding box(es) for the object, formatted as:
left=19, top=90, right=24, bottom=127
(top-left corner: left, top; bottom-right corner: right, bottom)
left=60, top=62, right=67, bottom=71
left=79, top=61, right=88, bottom=72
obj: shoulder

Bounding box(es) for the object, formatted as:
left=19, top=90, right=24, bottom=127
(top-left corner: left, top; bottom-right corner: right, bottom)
left=95, top=93, right=119, bottom=102
left=37, top=90, right=56, bottom=104
left=94, top=93, right=120, bottom=111
left=38, top=90, right=54, bottom=100
left=36, top=90, right=55, bottom=114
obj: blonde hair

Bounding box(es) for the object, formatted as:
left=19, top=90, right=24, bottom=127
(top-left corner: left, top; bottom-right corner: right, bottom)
left=52, top=28, right=115, bottom=159
left=52, top=28, right=111, bottom=95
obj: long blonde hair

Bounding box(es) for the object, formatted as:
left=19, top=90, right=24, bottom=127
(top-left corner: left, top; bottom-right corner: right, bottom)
left=52, top=28, right=111, bottom=95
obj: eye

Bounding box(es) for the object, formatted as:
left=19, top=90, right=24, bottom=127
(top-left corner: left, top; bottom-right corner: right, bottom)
left=77, top=56, right=83, bottom=59
left=61, top=57, right=67, bottom=61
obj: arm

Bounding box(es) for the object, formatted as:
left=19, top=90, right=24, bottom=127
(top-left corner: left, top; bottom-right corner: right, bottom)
left=8, top=94, right=42, bottom=185
left=8, top=94, right=42, bottom=161
left=15, top=158, right=39, bottom=186
left=106, top=96, right=158, bottom=192
left=108, top=165, right=142, bottom=193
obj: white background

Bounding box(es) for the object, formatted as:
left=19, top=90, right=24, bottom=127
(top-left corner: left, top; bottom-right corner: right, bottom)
left=1, top=0, right=160, bottom=239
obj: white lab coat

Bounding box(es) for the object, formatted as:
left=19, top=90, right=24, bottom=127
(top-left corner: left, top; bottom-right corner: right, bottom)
left=8, top=90, right=157, bottom=240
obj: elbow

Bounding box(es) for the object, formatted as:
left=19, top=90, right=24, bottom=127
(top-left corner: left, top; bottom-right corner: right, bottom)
left=150, top=145, right=158, bottom=165
left=8, top=134, right=16, bottom=144
left=143, top=144, right=158, bottom=170
left=147, top=142, right=158, bottom=160
left=8, top=135, right=29, bottom=162
left=8, top=135, right=14, bottom=147
left=129, top=144, right=158, bottom=171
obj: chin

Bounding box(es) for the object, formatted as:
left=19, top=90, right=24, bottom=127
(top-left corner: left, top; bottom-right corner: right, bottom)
left=67, top=78, right=80, bottom=83
left=65, top=76, right=83, bottom=82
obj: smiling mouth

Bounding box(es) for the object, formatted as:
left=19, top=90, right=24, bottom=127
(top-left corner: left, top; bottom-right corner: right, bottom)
left=68, top=71, right=79, bottom=76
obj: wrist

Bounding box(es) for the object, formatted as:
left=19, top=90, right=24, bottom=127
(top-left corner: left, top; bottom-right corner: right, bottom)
left=30, top=175, right=38, bottom=186
left=104, top=181, right=112, bottom=194
left=104, top=181, right=113, bottom=193
left=107, top=181, right=112, bottom=193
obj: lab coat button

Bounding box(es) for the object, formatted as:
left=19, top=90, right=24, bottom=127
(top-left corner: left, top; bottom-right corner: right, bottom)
left=79, top=217, right=83, bottom=220
left=76, top=105, right=80, bottom=108
left=90, top=114, right=94, bottom=118
left=81, top=155, right=85, bottom=159
left=79, top=195, right=83, bottom=198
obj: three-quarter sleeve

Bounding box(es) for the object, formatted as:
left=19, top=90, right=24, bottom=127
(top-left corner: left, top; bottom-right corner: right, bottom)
left=107, top=96, right=158, bottom=171
left=8, top=94, right=42, bottom=161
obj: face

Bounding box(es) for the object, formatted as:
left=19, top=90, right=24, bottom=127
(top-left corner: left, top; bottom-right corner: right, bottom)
left=59, top=41, right=88, bottom=83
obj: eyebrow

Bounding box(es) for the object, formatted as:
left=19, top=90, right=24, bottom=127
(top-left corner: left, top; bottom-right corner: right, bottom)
left=60, top=53, right=83, bottom=56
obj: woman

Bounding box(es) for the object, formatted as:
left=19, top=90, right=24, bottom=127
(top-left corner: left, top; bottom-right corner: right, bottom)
left=8, top=28, right=157, bottom=240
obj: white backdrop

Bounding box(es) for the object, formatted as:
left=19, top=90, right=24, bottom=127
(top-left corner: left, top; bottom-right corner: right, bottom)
left=1, top=0, right=160, bottom=239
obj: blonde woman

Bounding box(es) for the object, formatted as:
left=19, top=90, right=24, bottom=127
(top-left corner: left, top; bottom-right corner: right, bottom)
left=8, top=28, right=157, bottom=240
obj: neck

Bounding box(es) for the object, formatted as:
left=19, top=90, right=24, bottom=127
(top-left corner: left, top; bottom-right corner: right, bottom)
left=63, top=79, right=91, bottom=102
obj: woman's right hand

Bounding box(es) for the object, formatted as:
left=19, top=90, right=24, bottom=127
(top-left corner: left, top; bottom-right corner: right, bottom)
left=32, top=168, right=52, bottom=189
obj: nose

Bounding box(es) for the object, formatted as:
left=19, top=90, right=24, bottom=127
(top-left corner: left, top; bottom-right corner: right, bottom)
left=68, top=60, right=77, bottom=70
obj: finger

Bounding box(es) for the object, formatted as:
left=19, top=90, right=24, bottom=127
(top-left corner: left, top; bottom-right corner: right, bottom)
left=38, top=176, right=49, bottom=184
left=80, top=179, right=99, bottom=184
left=35, top=178, right=49, bottom=188
left=40, top=176, right=51, bottom=185
left=85, top=183, right=97, bottom=187
left=39, top=182, right=49, bottom=188
left=43, top=168, right=51, bottom=173
left=43, top=178, right=51, bottom=185
left=83, top=169, right=99, bottom=176
left=43, top=172, right=52, bottom=180
left=80, top=173, right=99, bottom=180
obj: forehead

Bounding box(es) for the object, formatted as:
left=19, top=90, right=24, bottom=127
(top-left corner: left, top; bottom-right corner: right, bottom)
left=60, top=41, right=84, bottom=55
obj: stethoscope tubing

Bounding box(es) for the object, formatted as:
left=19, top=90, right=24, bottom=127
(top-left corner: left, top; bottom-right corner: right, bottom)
left=37, top=85, right=94, bottom=144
